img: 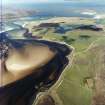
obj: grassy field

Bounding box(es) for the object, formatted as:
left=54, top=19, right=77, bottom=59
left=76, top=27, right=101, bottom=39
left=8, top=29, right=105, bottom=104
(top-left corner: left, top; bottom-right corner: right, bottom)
left=42, top=29, right=105, bottom=52
left=29, top=18, right=105, bottom=105
left=55, top=36, right=105, bottom=105
left=40, top=22, right=105, bottom=105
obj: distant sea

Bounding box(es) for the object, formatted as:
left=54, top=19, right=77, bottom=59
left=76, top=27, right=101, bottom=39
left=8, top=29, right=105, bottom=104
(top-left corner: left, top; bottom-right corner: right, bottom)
left=1, top=2, right=105, bottom=34
left=5, top=2, right=105, bottom=18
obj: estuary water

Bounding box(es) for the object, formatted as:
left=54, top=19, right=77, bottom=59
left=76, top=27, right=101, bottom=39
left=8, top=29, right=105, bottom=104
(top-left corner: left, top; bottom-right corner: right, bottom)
left=1, top=2, right=105, bottom=37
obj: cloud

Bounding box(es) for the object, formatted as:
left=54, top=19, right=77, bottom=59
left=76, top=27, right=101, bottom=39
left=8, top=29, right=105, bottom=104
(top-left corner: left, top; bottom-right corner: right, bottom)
left=3, top=0, right=49, bottom=4
left=38, top=0, right=49, bottom=2
left=4, top=0, right=105, bottom=5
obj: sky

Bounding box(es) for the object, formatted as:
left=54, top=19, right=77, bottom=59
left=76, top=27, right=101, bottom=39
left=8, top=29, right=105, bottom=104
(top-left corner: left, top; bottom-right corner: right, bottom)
left=3, top=0, right=62, bottom=4
left=3, top=0, right=105, bottom=5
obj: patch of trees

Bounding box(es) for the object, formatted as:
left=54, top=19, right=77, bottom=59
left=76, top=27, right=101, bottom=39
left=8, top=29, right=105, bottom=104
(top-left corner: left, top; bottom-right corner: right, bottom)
left=39, top=23, right=60, bottom=28
left=62, top=36, right=75, bottom=44
left=79, top=35, right=91, bottom=39
left=76, top=25, right=103, bottom=31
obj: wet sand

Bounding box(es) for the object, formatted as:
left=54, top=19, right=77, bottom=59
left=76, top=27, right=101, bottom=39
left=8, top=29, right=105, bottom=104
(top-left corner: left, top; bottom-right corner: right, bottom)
left=2, top=43, right=56, bottom=86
